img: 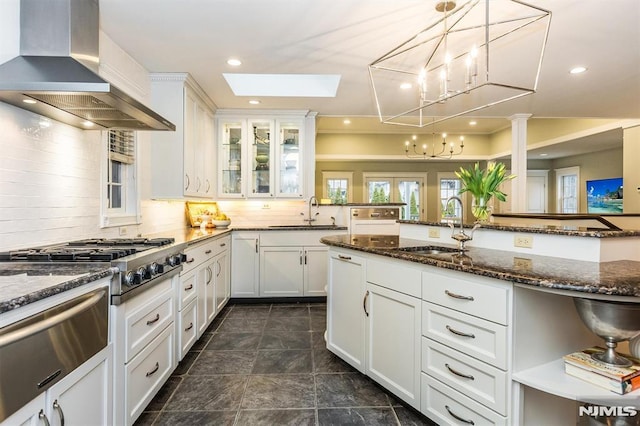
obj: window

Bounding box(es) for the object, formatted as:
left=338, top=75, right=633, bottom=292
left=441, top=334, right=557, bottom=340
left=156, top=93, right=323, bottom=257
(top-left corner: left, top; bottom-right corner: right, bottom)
left=556, top=166, right=580, bottom=213
left=322, top=171, right=353, bottom=204
left=101, top=130, right=140, bottom=227
left=437, top=172, right=464, bottom=223
left=362, top=173, right=426, bottom=220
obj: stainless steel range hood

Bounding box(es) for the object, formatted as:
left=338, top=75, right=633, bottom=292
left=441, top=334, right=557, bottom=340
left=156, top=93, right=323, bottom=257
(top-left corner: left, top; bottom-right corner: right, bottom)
left=0, top=0, right=175, bottom=131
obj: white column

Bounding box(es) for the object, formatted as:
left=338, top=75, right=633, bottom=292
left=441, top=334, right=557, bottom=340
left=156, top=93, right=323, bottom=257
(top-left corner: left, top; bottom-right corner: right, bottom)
left=509, top=113, right=531, bottom=213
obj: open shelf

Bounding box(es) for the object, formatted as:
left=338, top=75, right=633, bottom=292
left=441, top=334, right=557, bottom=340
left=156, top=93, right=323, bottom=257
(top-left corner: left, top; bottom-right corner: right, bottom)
left=513, top=358, right=640, bottom=402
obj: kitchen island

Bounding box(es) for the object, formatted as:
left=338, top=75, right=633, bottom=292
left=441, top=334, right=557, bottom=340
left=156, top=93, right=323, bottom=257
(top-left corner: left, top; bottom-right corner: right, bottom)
left=321, top=233, right=640, bottom=426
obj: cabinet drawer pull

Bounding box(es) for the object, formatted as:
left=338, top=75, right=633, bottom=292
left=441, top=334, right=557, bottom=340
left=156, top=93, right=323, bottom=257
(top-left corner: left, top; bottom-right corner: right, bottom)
left=53, top=399, right=65, bottom=426
left=205, top=249, right=212, bottom=254
left=338, top=254, right=352, bottom=261
left=206, top=266, right=213, bottom=284
left=186, top=258, right=195, bottom=264
left=445, top=363, right=475, bottom=380
left=205, top=179, right=211, bottom=192
left=363, top=290, right=370, bottom=317
left=446, top=325, right=475, bottom=339
left=185, top=322, right=194, bottom=332
left=39, top=409, right=51, bottom=426
left=445, top=290, right=474, bottom=301
left=445, top=405, right=475, bottom=425
left=220, top=242, right=226, bottom=247
left=146, top=313, right=160, bottom=326
left=145, top=362, right=160, bottom=377
left=185, top=284, right=194, bottom=291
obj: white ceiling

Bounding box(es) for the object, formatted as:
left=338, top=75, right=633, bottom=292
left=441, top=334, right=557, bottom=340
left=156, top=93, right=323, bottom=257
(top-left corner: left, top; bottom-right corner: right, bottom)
left=100, top=0, right=640, bottom=147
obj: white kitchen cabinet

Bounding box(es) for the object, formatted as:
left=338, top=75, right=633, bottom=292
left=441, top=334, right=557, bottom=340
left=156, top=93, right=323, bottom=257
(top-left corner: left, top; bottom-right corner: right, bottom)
left=184, top=235, right=230, bottom=338
left=260, top=246, right=304, bottom=296
left=326, top=248, right=366, bottom=373
left=150, top=73, right=216, bottom=198
left=216, top=110, right=316, bottom=199
left=231, top=232, right=260, bottom=297
left=197, top=257, right=216, bottom=337
left=2, top=346, right=112, bottom=426
left=260, top=245, right=330, bottom=297
left=365, top=281, right=421, bottom=410
left=214, top=247, right=230, bottom=312
left=327, top=250, right=422, bottom=409
left=304, top=246, right=329, bottom=296
left=420, top=268, right=511, bottom=424
left=111, top=276, right=177, bottom=426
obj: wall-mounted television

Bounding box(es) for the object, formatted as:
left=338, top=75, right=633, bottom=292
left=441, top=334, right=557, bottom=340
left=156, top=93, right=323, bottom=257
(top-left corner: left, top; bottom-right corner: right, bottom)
left=586, top=177, right=623, bottom=214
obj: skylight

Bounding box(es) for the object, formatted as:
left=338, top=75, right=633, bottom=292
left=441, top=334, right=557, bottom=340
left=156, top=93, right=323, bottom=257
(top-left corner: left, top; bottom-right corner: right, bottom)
left=223, top=74, right=341, bottom=97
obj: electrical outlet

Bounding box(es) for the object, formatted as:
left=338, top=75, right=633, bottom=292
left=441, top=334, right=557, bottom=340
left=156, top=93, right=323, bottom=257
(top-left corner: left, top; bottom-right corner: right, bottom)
left=514, top=234, right=533, bottom=248
left=428, top=228, right=440, bottom=238
left=262, top=203, right=271, bottom=209
left=119, top=226, right=127, bottom=236
left=513, top=257, right=533, bottom=270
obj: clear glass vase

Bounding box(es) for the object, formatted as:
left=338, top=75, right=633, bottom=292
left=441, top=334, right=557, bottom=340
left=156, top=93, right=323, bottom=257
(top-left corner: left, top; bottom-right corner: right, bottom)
left=472, top=196, right=491, bottom=222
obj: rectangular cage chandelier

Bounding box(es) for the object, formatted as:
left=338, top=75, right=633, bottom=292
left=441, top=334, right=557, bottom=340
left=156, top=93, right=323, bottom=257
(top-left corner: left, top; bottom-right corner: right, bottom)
left=368, top=0, right=551, bottom=128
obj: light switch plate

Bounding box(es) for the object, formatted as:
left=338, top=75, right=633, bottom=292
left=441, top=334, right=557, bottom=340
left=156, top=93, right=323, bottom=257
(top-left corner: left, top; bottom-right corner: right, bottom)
left=428, top=228, right=440, bottom=238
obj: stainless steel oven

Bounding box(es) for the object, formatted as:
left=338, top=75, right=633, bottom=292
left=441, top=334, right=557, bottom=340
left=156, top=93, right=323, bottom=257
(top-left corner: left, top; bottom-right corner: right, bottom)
left=0, top=288, right=109, bottom=422
left=349, top=207, right=400, bottom=235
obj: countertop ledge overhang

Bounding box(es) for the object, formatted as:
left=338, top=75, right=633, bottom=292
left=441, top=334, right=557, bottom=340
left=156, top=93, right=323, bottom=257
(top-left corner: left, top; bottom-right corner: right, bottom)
left=0, top=264, right=116, bottom=314
left=320, top=234, right=640, bottom=298
left=398, top=220, right=640, bottom=238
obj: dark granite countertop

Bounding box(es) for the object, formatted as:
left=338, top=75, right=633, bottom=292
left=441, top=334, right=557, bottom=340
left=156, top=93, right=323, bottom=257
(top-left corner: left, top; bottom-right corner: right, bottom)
left=320, top=234, right=640, bottom=298
left=398, top=220, right=640, bottom=238
left=0, top=263, right=116, bottom=314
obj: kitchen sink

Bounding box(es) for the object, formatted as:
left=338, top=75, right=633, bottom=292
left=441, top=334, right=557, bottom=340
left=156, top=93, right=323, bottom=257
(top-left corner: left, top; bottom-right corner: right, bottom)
left=392, top=245, right=461, bottom=255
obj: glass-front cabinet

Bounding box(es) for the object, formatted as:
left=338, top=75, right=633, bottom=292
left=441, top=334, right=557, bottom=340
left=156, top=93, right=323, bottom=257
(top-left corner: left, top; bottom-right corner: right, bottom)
left=249, top=120, right=274, bottom=197
left=219, top=120, right=245, bottom=197
left=276, top=119, right=303, bottom=197
left=216, top=113, right=308, bottom=199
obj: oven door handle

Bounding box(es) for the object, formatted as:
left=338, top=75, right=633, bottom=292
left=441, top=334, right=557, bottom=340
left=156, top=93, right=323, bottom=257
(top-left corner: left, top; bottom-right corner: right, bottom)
left=0, top=290, right=106, bottom=348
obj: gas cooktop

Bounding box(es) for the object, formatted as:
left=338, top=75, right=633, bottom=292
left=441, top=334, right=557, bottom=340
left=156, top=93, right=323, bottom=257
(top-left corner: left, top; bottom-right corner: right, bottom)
left=0, top=237, right=176, bottom=262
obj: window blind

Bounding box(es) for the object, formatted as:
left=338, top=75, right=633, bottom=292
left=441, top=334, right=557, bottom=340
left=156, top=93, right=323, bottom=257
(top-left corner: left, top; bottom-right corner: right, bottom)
left=109, top=130, right=135, bottom=165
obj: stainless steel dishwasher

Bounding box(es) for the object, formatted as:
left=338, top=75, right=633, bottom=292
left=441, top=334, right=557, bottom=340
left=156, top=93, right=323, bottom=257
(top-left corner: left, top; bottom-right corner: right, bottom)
left=0, top=288, right=109, bottom=422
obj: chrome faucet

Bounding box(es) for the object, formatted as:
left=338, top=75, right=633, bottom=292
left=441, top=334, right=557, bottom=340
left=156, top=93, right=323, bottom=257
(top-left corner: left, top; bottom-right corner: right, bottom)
left=304, top=196, right=319, bottom=225
left=445, top=196, right=480, bottom=252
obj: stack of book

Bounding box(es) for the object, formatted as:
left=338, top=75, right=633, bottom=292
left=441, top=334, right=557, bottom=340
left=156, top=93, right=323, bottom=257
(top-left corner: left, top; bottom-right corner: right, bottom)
left=563, top=347, right=640, bottom=395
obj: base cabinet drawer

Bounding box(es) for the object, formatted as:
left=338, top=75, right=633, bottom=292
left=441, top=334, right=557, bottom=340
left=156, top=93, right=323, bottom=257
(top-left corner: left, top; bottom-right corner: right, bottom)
left=126, top=325, right=174, bottom=425
left=422, top=269, right=510, bottom=325
left=422, top=338, right=508, bottom=415
left=179, top=298, right=198, bottom=359
left=421, top=374, right=507, bottom=426
left=422, top=301, right=507, bottom=369
left=125, top=292, right=173, bottom=362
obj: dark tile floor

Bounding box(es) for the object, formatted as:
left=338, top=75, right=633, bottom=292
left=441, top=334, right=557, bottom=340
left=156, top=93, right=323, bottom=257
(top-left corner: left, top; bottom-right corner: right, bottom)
left=135, top=302, right=438, bottom=426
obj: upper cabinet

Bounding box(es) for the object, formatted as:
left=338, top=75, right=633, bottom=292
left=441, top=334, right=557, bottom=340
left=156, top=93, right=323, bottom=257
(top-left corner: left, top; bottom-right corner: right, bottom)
left=216, top=110, right=316, bottom=199
left=149, top=73, right=216, bottom=199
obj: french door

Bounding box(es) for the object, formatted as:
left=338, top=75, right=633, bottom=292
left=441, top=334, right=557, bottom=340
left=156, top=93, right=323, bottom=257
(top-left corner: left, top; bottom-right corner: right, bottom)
left=363, top=174, right=426, bottom=221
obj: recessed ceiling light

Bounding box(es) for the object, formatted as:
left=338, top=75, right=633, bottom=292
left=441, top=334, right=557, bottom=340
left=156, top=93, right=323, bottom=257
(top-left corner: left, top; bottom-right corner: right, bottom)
left=343, top=119, right=351, bottom=125
left=400, top=83, right=412, bottom=90
left=469, top=121, right=477, bottom=126
left=23, top=99, right=37, bottom=104
left=539, top=153, right=548, bottom=157
left=82, top=121, right=94, bottom=127
left=249, top=100, right=260, bottom=105
left=570, top=66, right=587, bottom=74
left=227, top=58, right=242, bottom=66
